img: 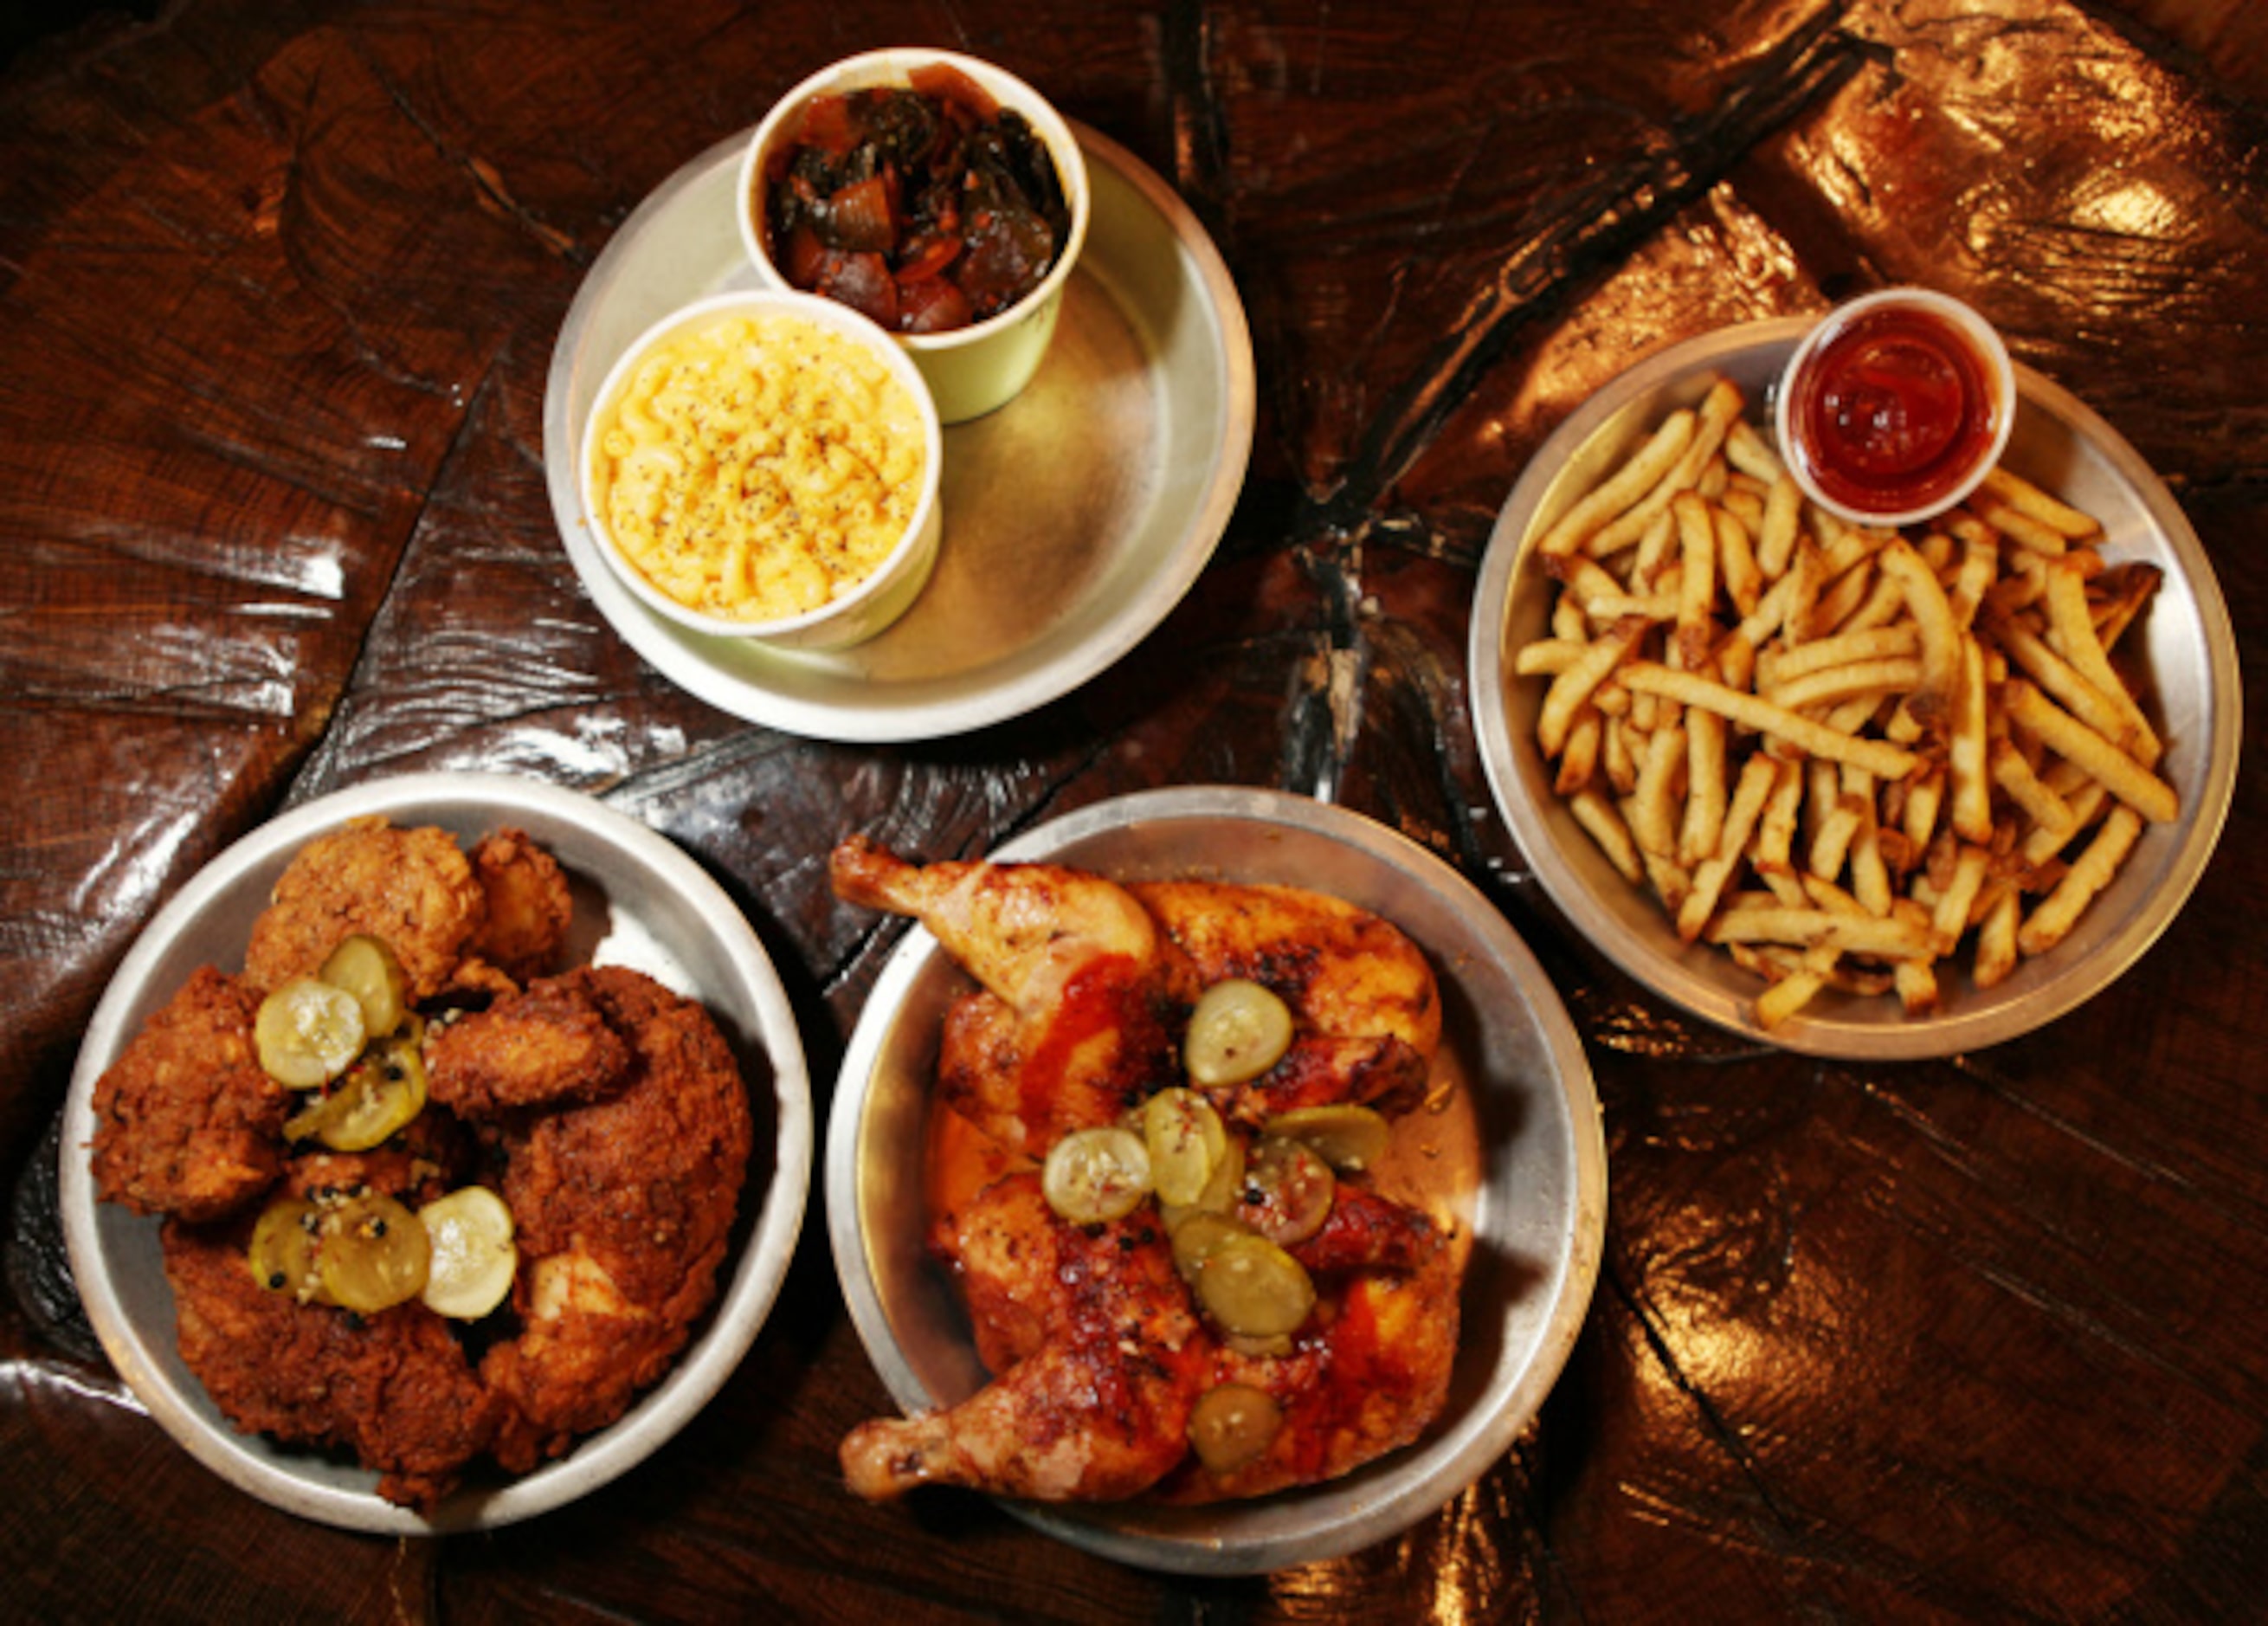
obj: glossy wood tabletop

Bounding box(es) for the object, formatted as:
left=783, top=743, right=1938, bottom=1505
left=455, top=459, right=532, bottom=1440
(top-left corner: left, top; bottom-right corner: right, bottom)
left=3, top=2, right=2264, bottom=1620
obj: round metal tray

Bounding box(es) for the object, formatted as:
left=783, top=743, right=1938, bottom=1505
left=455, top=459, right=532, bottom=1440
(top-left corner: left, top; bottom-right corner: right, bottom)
left=1468, top=318, right=2243, bottom=1058
left=61, top=771, right=814, bottom=1532
left=826, top=786, right=1607, bottom=1574
left=544, top=123, right=1254, bottom=742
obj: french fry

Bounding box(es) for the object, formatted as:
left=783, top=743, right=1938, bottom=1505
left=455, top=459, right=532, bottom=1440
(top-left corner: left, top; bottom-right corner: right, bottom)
left=1678, top=700, right=1729, bottom=868
left=1556, top=709, right=1602, bottom=797
left=1974, top=887, right=2021, bottom=987
left=1678, top=753, right=1783, bottom=940
left=1569, top=788, right=1644, bottom=885
left=1973, top=497, right=2070, bottom=558
left=1627, top=720, right=1687, bottom=859
left=2043, top=559, right=2159, bottom=765
left=1978, top=465, right=2101, bottom=540
left=1672, top=493, right=1718, bottom=669
left=1717, top=506, right=1762, bottom=617
left=1538, top=619, right=1643, bottom=758
left=1948, top=635, right=1994, bottom=842
left=1754, top=942, right=1840, bottom=1029
left=1704, top=904, right=1936, bottom=960
left=1537, top=409, right=1698, bottom=558
left=1878, top=538, right=1962, bottom=726
left=2018, top=805, right=2142, bottom=956
left=1756, top=473, right=1803, bottom=580
left=2001, top=680, right=2178, bottom=823
left=1726, top=417, right=1788, bottom=486
left=1619, top=662, right=1920, bottom=780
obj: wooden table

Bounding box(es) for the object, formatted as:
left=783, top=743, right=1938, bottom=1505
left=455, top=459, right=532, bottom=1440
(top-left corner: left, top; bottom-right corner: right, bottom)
left=3, top=2, right=2263, bottom=1619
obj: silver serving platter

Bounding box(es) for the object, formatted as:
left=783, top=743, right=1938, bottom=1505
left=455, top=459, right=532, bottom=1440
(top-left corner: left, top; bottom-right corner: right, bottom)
left=60, top=772, right=814, bottom=1532
left=544, top=122, right=1254, bottom=741
left=827, top=786, right=1607, bottom=1574
left=1469, top=319, right=2243, bottom=1058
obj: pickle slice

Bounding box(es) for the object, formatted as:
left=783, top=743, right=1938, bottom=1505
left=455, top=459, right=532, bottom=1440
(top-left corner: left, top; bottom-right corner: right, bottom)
left=1183, top=979, right=1294, bottom=1087
left=285, top=1024, right=428, bottom=1152
left=1169, top=1210, right=1250, bottom=1282
left=1142, top=1087, right=1228, bottom=1209
left=318, top=933, right=410, bottom=1039
left=1041, top=1126, right=1153, bottom=1225
left=1238, top=1134, right=1336, bottom=1246
left=1263, top=1102, right=1393, bottom=1172
left=1189, top=1383, right=1284, bottom=1474
left=254, top=978, right=366, bottom=1089
left=316, top=1193, right=431, bottom=1314
left=1193, top=1233, right=1315, bottom=1339
left=1159, top=1133, right=1246, bottom=1231
left=248, top=1196, right=327, bottom=1304
left=417, top=1185, right=518, bottom=1320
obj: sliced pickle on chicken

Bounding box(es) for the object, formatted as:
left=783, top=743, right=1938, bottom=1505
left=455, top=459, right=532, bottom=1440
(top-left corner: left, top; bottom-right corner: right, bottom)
left=318, top=932, right=410, bottom=1039
left=316, top=1193, right=431, bottom=1313
left=1263, top=1102, right=1393, bottom=1173
left=1222, top=1330, right=1295, bottom=1359
left=1142, top=1087, right=1228, bottom=1208
left=1237, top=1134, right=1337, bottom=1246
left=1168, top=1210, right=1249, bottom=1281
left=248, top=1196, right=327, bottom=1304
left=1189, top=1382, right=1284, bottom=1474
left=1183, top=978, right=1294, bottom=1087
left=1194, top=1233, right=1315, bottom=1339
left=1159, top=1133, right=1245, bottom=1230
left=1041, top=1126, right=1153, bottom=1225
left=285, top=1023, right=428, bottom=1152
left=255, top=977, right=367, bottom=1088
left=417, top=1185, right=518, bottom=1320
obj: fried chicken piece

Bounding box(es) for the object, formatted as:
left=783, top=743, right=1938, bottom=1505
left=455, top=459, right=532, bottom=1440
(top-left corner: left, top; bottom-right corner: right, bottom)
left=479, top=966, right=751, bottom=1471
left=90, top=967, right=286, bottom=1222
left=281, top=1103, right=477, bottom=1211
left=832, top=836, right=1181, bottom=1155
left=467, top=828, right=574, bottom=984
left=161, top=1215, right=501, bottom=1509
left=244, top=817, right=487, bottom=1001
left=841, top=1174, right=1209, bottom=1501
left=425, top=975, right=631, bottom=1117
left=1131, top=879, right=1441, bottom=1124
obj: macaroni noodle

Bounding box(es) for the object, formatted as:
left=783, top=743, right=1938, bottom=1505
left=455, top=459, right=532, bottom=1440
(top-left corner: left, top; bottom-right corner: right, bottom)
left=591, top=312, right=927, bottom=623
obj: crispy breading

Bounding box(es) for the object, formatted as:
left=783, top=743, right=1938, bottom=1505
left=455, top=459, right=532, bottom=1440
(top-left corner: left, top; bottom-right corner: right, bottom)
left=162, top=1215, right=501, bottom=1510
left=467, top=827, right=575, bottom=983
left=243, top=817, right=487, bottom=1000
left=480, top=966, right=751, bottom=1471
left=90, top=967, right=285, bottom=1222
left=425, top=975, right=631, bottom=1118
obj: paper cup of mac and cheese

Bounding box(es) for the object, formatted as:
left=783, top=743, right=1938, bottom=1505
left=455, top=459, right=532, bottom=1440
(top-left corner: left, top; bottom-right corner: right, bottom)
left=738, top=48, right=1091, bottom=423
left=580, top=289, right=944, bottom=649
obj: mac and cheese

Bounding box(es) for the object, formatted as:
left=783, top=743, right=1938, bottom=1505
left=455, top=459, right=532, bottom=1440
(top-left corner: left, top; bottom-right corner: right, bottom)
left=591, top=311, right=927, bottom=623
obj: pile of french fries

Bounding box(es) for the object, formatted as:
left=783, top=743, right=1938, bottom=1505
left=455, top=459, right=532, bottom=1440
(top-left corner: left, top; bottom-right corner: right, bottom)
left=1515, top=375, right=2175, bottom=1029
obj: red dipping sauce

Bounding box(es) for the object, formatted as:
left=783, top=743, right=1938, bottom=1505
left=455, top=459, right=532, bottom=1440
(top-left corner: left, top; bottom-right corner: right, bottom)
left=1781, top=296, right=2008, bottom=522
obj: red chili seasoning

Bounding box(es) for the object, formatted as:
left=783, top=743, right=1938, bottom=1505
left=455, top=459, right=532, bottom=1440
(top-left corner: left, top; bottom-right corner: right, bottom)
left=1786, top=302, right=2001, bottom=518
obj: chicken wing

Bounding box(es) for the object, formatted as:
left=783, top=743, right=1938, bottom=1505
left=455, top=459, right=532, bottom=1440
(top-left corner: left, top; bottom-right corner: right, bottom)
left=840, top=1174, right=1209, bottom=1501
left=833, top=836, right=1180, bottom=1155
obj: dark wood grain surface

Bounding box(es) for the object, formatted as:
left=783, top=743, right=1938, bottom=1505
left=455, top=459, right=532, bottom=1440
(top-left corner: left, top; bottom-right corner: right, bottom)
left=3, top=1, right=2264, bottom=1620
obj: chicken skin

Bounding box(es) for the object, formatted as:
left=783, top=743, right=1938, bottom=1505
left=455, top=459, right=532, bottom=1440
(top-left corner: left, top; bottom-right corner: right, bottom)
left=425, top=972, right=632, bottom=1116
left=1131, top=880, right=1440, bottom=1126
left=832, top=837, right=1464, bottom=1507
left=841, top=1174, right=1209, bottom=1500
left=90, top=967, right=287, bottom=1222
left=833, top=835, right=1181, bottom=1155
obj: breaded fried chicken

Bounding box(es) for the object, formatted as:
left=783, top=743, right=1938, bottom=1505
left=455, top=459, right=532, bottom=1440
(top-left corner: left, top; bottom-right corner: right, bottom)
left=162, top=1215, right=501, bottom=1509
left=91, top=967, right=286, bottom=1222
left=244, top=817, right=487, bottom=1001
left=467, top=828, right=574, bottom=984
left=479, top=966, right=751, bottom=1470
left=424, top=975, right=632, bottom=1117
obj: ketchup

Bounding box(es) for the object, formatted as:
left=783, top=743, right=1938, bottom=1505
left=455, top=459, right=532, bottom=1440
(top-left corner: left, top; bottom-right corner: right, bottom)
left=1786, top=302, right=2001, bottom=518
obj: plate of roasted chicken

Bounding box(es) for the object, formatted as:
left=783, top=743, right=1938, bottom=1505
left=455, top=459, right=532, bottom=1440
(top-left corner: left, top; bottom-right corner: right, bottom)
left=824, top=786, right=1605, bottom=1573
left=61, top=772, right=813, bottom=1532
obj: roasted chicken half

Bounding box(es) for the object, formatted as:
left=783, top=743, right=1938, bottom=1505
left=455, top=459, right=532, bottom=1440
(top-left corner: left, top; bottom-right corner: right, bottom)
left=833, top=836, right=1463, bottom=1506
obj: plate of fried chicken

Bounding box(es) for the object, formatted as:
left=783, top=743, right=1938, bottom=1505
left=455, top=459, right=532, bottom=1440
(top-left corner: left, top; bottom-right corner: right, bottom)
left=825, top=786, right=1605, bottom=1573
left=61, top=772, right=812, bottom=1532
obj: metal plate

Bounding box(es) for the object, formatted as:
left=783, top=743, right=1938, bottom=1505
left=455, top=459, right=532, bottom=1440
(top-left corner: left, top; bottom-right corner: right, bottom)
left=60, top=772, right=815, bottom=1532
left=825, top=787, right=1607, bottom=1575
left=1469, top=319, right=2244, bottom=1058
left=543, top=123, right=1254, bottom=742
